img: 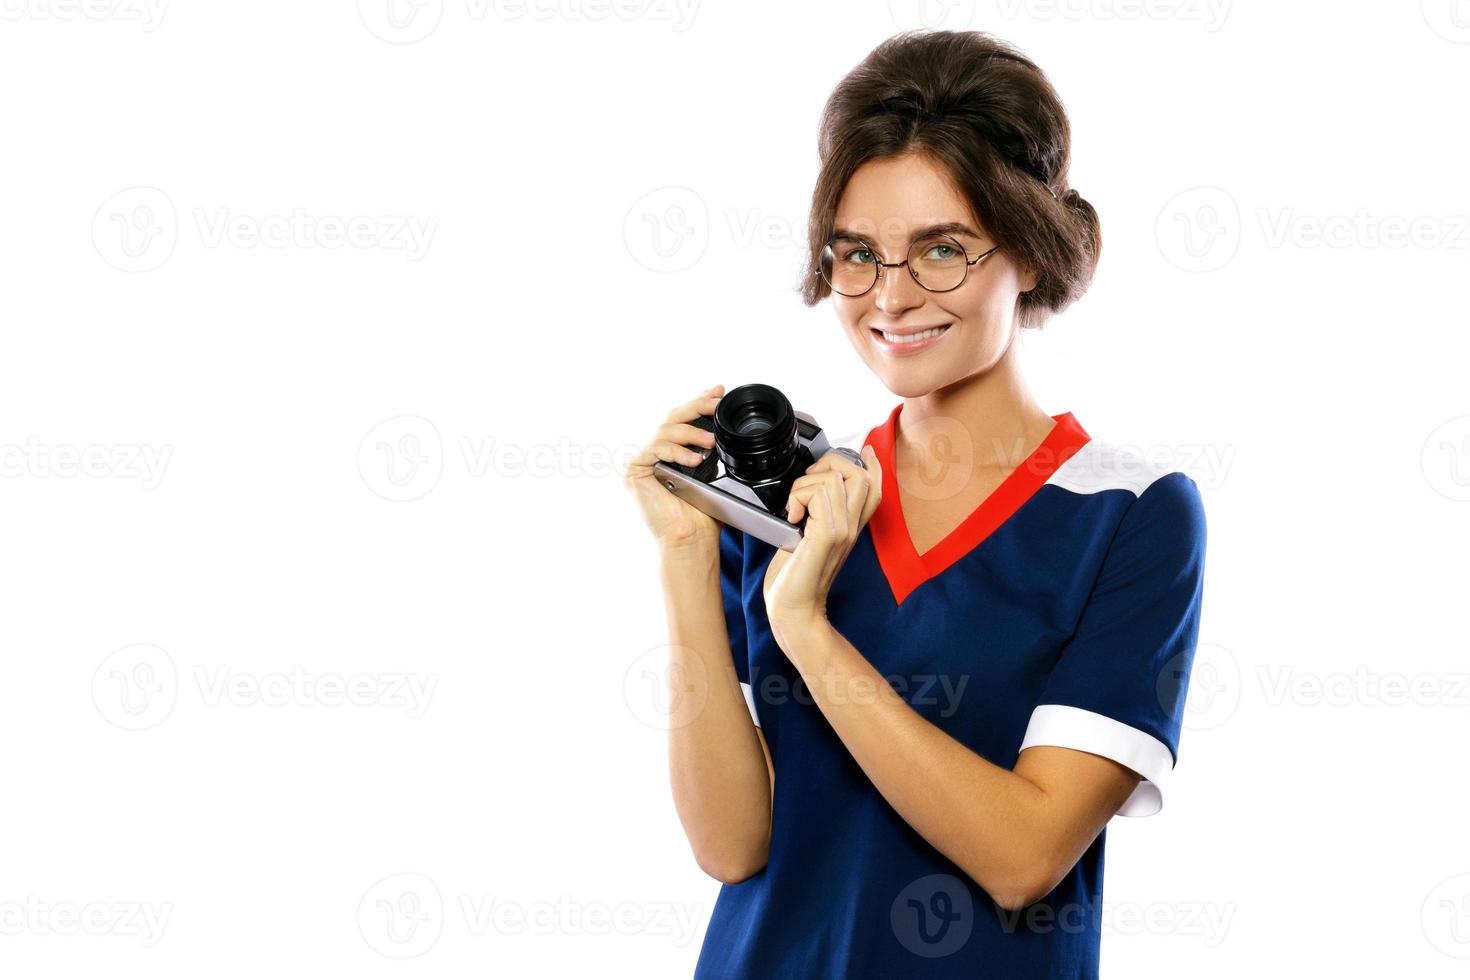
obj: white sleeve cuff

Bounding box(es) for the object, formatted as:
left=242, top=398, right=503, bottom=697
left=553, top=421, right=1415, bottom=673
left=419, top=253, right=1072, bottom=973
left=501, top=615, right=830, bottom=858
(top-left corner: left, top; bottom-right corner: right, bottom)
left=1018, top=704, right=1174, bottom=817
left=739, top=682, right=762, bottom=728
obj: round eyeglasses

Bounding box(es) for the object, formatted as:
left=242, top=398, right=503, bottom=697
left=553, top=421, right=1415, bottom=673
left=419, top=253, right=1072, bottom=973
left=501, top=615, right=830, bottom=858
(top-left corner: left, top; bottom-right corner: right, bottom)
left=819, top=233, right=1002, bottom=297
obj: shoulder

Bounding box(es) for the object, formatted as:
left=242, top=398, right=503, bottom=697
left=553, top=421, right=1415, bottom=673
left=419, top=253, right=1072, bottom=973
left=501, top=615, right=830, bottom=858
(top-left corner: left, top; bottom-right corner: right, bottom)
left=1049, top=437, right=1206, bottom=546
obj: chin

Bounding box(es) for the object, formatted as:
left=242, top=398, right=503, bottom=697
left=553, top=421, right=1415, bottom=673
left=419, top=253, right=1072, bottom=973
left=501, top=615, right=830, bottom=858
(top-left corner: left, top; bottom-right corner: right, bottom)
left=872, top=363, right=948, bottom=400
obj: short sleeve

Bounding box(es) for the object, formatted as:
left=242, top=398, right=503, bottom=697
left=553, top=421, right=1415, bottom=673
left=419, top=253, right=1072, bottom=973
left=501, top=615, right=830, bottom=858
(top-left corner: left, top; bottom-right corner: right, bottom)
left=719, top=524, right=761, bottom=728
left=1018, top=471, right=1207, bottom=817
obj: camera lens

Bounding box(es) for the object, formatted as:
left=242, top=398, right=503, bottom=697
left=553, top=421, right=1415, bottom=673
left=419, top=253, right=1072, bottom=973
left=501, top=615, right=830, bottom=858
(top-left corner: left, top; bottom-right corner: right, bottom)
left=713, top=383, right=799, bottom=484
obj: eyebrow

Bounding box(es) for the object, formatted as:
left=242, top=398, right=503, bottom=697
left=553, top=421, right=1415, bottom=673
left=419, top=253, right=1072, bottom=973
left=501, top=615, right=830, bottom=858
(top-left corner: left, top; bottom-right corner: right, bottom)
left=831, top=221, right=985, bottom=243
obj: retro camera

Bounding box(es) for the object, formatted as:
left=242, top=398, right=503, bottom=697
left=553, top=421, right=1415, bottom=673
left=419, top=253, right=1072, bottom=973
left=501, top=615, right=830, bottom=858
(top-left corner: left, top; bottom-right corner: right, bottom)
left=653, top=383, right=864, bottom=551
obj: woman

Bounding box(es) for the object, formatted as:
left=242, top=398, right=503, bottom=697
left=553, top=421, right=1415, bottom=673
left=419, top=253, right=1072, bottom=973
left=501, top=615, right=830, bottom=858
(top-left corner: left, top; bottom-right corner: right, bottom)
left=623, top=29, right=1207, bottom=979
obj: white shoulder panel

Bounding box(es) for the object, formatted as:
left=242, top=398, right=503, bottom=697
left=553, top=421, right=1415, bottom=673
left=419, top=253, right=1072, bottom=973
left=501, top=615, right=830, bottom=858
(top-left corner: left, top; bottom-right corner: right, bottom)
left=1045, top=439, right=1175, bottom=496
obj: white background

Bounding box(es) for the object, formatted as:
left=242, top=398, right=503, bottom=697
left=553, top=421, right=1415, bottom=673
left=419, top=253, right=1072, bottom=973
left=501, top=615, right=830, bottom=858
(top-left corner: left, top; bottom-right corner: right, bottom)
left=2, top=1, right=1468, bottom=976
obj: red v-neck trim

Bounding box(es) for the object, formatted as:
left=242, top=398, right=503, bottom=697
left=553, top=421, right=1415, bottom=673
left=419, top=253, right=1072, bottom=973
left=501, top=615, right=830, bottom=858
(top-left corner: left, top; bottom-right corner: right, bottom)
left=861, top=403, right=1092, bottom=606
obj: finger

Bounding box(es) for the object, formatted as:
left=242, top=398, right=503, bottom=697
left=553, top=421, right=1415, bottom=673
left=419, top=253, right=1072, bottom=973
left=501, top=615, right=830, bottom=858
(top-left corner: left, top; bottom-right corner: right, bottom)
left=625, top=438, right=710, bottom=479
left=664, top=384, right=725, bottom=424
left=820, top=470, right=850, bottom=540
left=808, top=449, right=873, bottom=524
left=858, top=445, right=883, bottom=526
left=787, top=471, right=848, bottom=539
left=785, top=472, right=829, bottom=524
left=806, top=457, right=867, bottom=531
left=786, top=488, right=805, bottom=525
left=839, top=466, right=870, bottom=529
left=655, top=420, right=718, bottom=452
left=787, top=480, right=835, bottom=541
left=806, top=448, right=865, bottom=482
left=785, top=476, right=821, bottom=526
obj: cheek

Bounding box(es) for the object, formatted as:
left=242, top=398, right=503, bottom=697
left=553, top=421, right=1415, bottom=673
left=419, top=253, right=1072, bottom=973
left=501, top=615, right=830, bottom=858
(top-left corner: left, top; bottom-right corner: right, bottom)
left=953, top=273, right=1022, bottom=328
left=834, top=298, right=870, bottom=334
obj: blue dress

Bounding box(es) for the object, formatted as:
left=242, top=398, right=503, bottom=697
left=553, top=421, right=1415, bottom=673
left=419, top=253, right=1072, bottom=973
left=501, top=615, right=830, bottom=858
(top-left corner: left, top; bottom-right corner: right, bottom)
left=692, top=403, right=1208, bottom=979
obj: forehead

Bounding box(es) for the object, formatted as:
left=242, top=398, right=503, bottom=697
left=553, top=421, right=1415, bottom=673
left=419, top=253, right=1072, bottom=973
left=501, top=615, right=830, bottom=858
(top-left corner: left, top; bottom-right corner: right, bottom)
left=832, top=152, right=983, bottom=243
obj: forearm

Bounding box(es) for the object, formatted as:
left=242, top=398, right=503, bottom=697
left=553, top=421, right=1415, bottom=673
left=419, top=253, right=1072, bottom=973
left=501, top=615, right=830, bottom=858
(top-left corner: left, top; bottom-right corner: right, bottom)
left=769, top=614, right=1059, bottom=907
left=659, top=543, right=772, bottom=882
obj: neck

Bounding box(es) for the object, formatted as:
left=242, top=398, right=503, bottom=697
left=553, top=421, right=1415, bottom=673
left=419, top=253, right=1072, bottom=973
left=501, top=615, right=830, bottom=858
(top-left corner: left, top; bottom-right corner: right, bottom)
left=896, top=334, right=1055, bottom=469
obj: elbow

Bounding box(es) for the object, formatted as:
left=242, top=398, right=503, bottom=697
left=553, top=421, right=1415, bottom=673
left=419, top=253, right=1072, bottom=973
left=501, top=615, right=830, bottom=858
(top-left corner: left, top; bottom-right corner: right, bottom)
left=696, top=849, right=768, bottom=885
left=982, top=859, right=1067, bottom=913
left=990, top=881, right=1049, bottom=913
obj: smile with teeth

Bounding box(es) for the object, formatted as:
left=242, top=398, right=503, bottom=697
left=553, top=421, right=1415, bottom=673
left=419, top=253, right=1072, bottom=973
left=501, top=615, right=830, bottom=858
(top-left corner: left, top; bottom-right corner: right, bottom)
left=874, top=324, right=950, bottom=344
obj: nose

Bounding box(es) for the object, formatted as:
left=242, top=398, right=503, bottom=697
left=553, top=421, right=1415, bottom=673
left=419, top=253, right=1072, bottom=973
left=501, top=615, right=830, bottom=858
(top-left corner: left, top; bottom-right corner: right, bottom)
left=872, top=262, right=926, bottom=317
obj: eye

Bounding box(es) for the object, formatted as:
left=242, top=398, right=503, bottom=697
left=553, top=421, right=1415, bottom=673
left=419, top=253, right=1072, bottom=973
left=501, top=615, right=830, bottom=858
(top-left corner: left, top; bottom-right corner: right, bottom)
left=921, top=242, right=960, bottom=261
left=839, top=246, right=875, bottom=265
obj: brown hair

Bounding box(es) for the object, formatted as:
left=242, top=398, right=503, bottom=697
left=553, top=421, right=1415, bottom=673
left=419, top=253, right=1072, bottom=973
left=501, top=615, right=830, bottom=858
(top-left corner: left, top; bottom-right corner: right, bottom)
left=801, top=30, right=1101, bottom=328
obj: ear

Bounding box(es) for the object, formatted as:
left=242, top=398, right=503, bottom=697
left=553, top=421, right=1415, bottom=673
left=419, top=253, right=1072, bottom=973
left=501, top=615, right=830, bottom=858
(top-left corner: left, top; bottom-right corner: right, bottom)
left=1017, top=260, right=1040, bottom=294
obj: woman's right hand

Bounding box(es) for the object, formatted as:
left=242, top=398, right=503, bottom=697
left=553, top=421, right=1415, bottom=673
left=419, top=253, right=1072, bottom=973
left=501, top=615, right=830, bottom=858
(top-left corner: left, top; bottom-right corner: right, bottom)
left=623, top=384, right=726, bottom=552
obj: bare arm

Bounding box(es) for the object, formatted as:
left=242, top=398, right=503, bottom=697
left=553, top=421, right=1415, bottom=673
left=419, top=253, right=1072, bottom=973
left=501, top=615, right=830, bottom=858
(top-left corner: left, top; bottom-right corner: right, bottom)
left=622, top=384, right=775, bottom=884
left=660, top=541, right=774, bottom=884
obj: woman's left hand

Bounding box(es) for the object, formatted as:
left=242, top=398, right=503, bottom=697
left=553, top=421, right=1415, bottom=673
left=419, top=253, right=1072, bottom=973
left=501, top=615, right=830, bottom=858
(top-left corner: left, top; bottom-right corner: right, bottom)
left=763, top=444, right=883, bottom=638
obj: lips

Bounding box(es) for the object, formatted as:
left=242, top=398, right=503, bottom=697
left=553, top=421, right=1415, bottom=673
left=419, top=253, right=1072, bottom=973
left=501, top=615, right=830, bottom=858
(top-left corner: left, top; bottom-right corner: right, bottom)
left=869, top=322, right=952, bottom=355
